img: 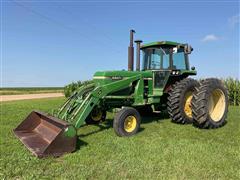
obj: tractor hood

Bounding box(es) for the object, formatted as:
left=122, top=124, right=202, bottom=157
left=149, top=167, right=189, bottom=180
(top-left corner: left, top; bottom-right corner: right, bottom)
left=94, top=70, right=143, bottom=78
left=93, top=70, right=152, bottom=86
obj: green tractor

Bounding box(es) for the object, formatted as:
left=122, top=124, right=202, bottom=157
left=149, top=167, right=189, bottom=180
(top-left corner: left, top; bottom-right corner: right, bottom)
left=14, top=30, right=228, bottom=157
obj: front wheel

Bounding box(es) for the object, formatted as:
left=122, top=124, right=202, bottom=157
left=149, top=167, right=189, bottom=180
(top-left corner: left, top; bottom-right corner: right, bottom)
left=113, top=107, right=141, bottom=137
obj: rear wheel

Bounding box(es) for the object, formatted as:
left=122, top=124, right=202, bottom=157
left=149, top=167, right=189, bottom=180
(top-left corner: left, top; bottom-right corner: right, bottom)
left=167, top=78, right=199, bottom=124
left=113, top=107, right=141, bottom=137
left=192, top=78, right=228, bottom=128
left=85, top=107, right=106, bottom=124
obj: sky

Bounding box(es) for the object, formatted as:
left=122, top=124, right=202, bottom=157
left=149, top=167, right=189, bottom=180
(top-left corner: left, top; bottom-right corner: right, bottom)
left=1, top=0, right=240, bottom=87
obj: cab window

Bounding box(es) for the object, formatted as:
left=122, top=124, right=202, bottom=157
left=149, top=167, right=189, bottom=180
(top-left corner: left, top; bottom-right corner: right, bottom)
left=172, top=48, right=187, bottom=70
left=143, top=48, right=170, bottom=70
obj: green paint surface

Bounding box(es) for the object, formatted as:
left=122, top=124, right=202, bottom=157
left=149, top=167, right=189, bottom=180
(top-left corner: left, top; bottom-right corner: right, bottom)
left=64, top=125, right=77, bottom=137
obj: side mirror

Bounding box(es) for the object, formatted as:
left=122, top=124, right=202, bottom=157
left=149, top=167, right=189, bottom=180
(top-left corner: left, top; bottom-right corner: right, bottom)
left=184, top=44, right=192, bottom=54
left=191, top=66, right=195, bottom=70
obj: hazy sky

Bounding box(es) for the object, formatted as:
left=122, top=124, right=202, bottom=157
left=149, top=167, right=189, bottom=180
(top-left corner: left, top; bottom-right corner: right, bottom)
left=2, top=0, right=240, bottom=87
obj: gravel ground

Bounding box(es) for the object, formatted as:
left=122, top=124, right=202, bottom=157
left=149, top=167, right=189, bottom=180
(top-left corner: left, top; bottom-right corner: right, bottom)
left=0, top=93, right=64, bottom=102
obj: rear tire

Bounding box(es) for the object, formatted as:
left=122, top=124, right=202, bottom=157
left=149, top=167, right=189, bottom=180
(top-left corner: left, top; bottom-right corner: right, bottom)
left=167, top=78, right=199, bottom=124
left=191, top=78, right=228, bottom=129
left=113, top=107, right=141, bottom=137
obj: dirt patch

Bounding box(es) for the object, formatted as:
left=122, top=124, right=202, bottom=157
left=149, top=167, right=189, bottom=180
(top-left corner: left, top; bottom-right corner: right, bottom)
left=0, top=93, right=64, bottom=102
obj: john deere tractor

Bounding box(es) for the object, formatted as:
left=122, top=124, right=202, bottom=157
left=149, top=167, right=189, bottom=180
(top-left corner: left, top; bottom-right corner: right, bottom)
left=14, top=30, right=228, bottom=157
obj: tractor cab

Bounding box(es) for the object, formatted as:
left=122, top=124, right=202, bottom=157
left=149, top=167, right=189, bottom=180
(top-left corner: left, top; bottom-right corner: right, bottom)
left=140, top=41, right=192, bottom=72
left=138, top=41, right=195, bottom=94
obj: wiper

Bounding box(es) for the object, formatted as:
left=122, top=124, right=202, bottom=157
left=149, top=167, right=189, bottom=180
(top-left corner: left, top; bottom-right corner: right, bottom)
left=160, top=47, right=166, bottom=55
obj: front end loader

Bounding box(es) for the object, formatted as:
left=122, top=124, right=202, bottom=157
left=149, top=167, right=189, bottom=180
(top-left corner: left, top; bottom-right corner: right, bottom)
left=14, top=30, right=229, bottom=157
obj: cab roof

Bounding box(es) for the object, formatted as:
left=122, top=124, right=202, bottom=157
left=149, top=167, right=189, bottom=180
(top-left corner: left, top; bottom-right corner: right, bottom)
left=140, top=41, right=184, bottom=49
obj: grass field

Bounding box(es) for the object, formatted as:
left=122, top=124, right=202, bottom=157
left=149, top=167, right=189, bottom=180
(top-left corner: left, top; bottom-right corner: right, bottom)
left=1, top=98, right=239, bottom=179
left=0, top=87, right=63, bottom=95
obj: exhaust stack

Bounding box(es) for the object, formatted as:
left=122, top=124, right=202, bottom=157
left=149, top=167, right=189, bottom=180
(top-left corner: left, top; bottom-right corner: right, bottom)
left=135, top=40, right=142, bottom=71
left=128, top=29, right=135, bottom=71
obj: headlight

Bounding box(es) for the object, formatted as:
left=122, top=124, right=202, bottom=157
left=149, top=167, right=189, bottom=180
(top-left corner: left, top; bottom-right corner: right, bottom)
left=172, top=70, right=180, bottom=75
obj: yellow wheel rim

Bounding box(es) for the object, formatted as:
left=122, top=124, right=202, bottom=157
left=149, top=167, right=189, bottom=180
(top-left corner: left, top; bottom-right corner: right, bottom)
left=91, top=108, right=103, bottom=121
left=124, top=116, right=137, bottom=133
left=184, top=91, right=193, bottom=118
left=209, top=89, right=226, bottom=122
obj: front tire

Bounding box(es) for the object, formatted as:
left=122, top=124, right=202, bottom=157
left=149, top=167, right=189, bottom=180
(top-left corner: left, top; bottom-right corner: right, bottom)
left=167, top=78, right=199, bottom=124
left=191, top=78, right=228, bottom=129
left=113, top=107, right=141, bottom=137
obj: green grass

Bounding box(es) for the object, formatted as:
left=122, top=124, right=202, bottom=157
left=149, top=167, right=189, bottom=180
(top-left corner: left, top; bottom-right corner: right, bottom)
left=1, top=98, right=239, bottom=179
left=0, top=87, right=63, bottom=95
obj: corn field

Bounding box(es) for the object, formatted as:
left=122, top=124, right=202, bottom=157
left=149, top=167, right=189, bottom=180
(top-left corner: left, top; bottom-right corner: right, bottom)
left=64, top=78, right=240, bottom=106
left=64, top=80, right=93, bottom=98
left=223, top=78, right=240, bottom=106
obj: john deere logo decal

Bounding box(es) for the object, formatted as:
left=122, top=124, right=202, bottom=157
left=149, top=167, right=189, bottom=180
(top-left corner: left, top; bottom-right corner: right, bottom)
left=111, top=76, right=123, bottom=80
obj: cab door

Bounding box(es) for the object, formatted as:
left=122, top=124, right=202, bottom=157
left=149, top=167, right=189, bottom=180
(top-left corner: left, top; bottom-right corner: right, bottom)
left=152, top=70, right=171, bottom=96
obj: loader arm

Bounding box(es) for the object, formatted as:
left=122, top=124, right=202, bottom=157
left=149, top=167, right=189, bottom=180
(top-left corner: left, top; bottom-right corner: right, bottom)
left=55, top=83, right=95, bottom=120
left=72, top=75, right=141, bottom=128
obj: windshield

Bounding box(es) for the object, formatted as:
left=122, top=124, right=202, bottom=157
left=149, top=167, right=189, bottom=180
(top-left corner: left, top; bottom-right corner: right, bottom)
left=142, top=47, right=188, bottom=70
left=142, top=48, right=170, bottom=70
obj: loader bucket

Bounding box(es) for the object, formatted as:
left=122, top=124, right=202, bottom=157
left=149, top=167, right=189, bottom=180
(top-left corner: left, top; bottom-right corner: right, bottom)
left=13, top=111, right=77, bottom=158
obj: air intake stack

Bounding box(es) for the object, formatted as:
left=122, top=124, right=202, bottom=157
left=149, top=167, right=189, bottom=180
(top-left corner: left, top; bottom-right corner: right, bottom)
left=135, top=40, right=142, bottom=71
